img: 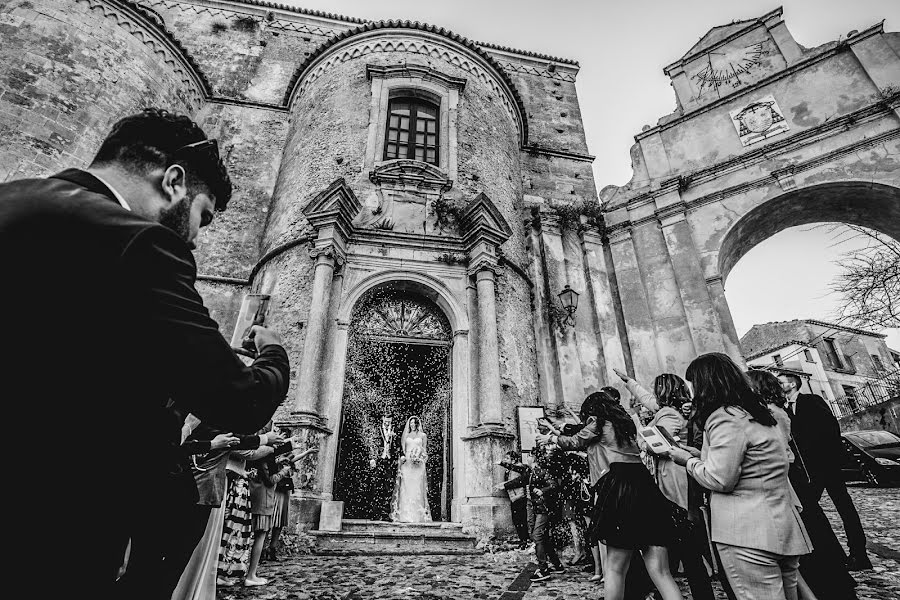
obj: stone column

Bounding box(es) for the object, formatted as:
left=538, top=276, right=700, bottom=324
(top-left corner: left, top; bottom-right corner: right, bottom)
left=459, top=193, right=515, bottom=536
left=658, top=209, right=727, bottom=356
left=630, top=219, right=697, bottom=374
left=292, top=247, right=338, bottom=417
left=606, top=225, right=663, bottom=385
left=581, top=226, right=629, bottom=398
left=539, top=211, right=587, bottom=409
left=524, top=214, right=563, bottom=407
left=706, top=275, right=744, bottom=366
left=473, top=267, right=503, bottom=425
left=285, top=178, right=360, bottom=530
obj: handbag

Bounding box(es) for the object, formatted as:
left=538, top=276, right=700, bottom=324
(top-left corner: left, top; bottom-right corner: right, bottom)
left=507, top=485, right=525, bottom=503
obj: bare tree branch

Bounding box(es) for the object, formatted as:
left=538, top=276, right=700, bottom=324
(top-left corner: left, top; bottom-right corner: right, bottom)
left=826, top=225, right=900, bottom=330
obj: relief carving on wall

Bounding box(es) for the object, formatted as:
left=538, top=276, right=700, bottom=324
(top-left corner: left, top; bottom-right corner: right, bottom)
left=729, top=94, right=789, bottom=147
left=355, top=160, right=454, bottom=235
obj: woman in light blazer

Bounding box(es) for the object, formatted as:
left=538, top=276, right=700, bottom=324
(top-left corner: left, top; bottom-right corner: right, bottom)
left=667, top=353, right=812, bottom=600
left=615, top=369, right=690, bottom=509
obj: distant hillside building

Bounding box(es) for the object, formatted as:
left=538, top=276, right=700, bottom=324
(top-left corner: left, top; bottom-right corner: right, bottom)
left=743, top=319, right=896, bottom=412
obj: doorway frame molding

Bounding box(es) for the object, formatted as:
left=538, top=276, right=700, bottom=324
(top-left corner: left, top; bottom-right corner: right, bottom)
left=318, top=269, right=471, bottom=522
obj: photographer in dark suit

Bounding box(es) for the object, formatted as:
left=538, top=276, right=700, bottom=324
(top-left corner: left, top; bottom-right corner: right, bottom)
left=0, top=109, right=290, bottom=598
left=778, top=373, right=871, bottom=570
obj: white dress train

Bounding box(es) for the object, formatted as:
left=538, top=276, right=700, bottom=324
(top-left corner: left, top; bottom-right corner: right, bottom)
left=389, top=436, right=431, bottom=523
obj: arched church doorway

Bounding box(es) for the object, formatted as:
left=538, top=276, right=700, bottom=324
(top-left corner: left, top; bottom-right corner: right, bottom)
left=333, top=285, right=453, bottom=522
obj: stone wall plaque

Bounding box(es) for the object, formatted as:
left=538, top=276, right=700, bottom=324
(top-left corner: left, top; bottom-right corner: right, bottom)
left=729, top=94, right=789, bottom=147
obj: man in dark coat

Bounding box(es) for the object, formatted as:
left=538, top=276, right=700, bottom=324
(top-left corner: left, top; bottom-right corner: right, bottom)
left=0, top=109, right=290, bottom=598
left=779, top=373, right=871, bottom=570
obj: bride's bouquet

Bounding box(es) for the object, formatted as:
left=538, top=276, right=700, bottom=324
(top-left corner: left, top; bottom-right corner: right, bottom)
left=407, top=445, right=427, bottom=465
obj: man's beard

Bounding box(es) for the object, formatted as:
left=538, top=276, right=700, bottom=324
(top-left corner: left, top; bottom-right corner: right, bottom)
left=159, top=196, right=194, bottom=247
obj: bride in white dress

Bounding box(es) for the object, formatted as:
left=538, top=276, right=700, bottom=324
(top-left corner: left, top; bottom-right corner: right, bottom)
left=389, top=416, right=432, bottom=523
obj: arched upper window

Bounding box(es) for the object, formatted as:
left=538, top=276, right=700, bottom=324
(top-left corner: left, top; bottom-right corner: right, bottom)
left=383, top=96, right=439, bottom=165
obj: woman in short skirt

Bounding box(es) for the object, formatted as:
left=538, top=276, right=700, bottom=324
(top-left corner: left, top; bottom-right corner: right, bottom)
left=541, top=392, right=683, bottom=600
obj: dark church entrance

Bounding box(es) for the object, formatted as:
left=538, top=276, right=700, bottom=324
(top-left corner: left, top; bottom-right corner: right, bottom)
left=333, top=288, right=453, bottom=521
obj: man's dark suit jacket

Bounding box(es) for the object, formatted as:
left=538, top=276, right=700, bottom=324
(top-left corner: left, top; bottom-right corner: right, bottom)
left=0, top=169, right=290, bottom=581
left=789, top=392, right=843, bottom=483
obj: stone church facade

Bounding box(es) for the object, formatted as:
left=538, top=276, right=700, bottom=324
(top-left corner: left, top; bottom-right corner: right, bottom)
left=1, top=1, right=897, bottom=535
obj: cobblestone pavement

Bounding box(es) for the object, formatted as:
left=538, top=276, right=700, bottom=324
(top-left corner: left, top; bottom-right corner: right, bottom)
left=223, top=485, right=898, bottom=600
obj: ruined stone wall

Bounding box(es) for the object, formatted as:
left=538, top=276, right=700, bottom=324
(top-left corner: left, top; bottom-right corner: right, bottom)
left=0, top=0, right=204, bottom=181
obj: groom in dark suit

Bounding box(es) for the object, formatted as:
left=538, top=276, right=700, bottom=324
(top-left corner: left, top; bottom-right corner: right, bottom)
left=373, top=414, right=402, bottom=520
left=0, top=108, right=290, bottom=598
left=779, top=373, right=871, bottom=570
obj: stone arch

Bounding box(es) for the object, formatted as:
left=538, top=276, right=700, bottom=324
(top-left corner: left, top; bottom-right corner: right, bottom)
left=339, top=270, right=469, bottom=333
left=283, top=20, right=529, bottom=145
left=718, top=181, right=900, bottom=282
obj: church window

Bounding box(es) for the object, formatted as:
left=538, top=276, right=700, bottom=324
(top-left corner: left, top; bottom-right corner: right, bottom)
left=383, top=97, right=439, bottom=165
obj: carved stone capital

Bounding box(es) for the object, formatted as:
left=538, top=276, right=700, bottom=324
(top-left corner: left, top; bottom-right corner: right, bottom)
left=461, top=423, right=515, bottom=441
left=308, top=242, right=346, bottom=267
left=468, top=255, right=502, bottom=278
left=607, top=225, right=633, bottom=244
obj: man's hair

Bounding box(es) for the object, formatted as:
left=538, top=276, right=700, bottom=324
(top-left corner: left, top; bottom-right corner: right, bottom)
left=779, top=372, right=802, bottom=392
left=91, top=108, right=232, bottom=209
left=747, top=369, right=786, bottom=408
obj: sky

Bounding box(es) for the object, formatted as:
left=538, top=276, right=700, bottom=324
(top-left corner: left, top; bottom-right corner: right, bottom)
left=280, top=0, right=899, bottom=350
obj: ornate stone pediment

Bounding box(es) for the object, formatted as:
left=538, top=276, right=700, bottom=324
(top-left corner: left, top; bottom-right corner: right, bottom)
left=460, top=192, right=513, bottom=249
left=302, top=178, right=363, bottom=240
left=369, top=160, right=453, bottom=194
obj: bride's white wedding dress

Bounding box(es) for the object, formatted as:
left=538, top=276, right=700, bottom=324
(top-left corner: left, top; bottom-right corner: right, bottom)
left=390, top=435, right=432, bottom=523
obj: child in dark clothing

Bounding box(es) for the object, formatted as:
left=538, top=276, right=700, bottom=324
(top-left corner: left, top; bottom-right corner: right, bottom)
left=529, top=444, right=566, bottom=582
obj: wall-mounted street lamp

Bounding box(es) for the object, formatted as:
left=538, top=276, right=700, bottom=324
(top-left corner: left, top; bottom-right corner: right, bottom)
left=558, top=284, right=580, bottom=327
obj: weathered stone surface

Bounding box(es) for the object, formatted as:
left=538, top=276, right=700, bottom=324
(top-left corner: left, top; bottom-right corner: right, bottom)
left=0, top=0, right=203, bottom=181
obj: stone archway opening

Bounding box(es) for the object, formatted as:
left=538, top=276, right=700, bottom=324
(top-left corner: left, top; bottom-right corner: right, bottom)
left=719, top=181, right=900, bottom=366
left=333, top=284, right=454, bottom=522
left=718, top=182, right=900, bottom=282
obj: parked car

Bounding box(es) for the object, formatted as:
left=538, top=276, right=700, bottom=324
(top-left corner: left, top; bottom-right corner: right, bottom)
left=840, top=430, right=900, bottom=486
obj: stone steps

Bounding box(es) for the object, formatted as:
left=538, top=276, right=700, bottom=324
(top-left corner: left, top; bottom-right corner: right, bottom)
left=310, top=520, right=480, bottom=555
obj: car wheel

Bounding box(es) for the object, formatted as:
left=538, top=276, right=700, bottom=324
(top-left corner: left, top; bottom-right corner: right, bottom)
left=861, top=465, right=881, bottom=487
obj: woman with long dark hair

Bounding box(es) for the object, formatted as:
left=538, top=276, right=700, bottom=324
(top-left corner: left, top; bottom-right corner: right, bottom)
left=539, top=392, right=683, bottom=600
left=614, top=369, right=715, bottom=600
left=746, top=369, right=859, bottom=600
left=667, top=353, right=812, bottom=600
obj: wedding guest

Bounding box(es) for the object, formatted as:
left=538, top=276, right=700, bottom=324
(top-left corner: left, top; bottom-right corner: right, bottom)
left=0, top=108, right=291, bottom=598
left=173, top=430, right=283, bottom=600
left=528, top=445, right=566, bottom=582
left=245, top=445, right=297, bottom=586
left=749, top=370, right=859, bottom=600
left=268, top=428, right=300, bottom=562
left=536, top=414, right=603, bottom=582
left=216, top=430, right=286, bottom=587
left=498, top=451, right=532, bottom=549
left=614, top=369, right=715, bottom=600
left=778, top=373, right=871, bottom=571
left=668, top=353, right=812, bottom=600
left=539, top=392, right=683, bottom=600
